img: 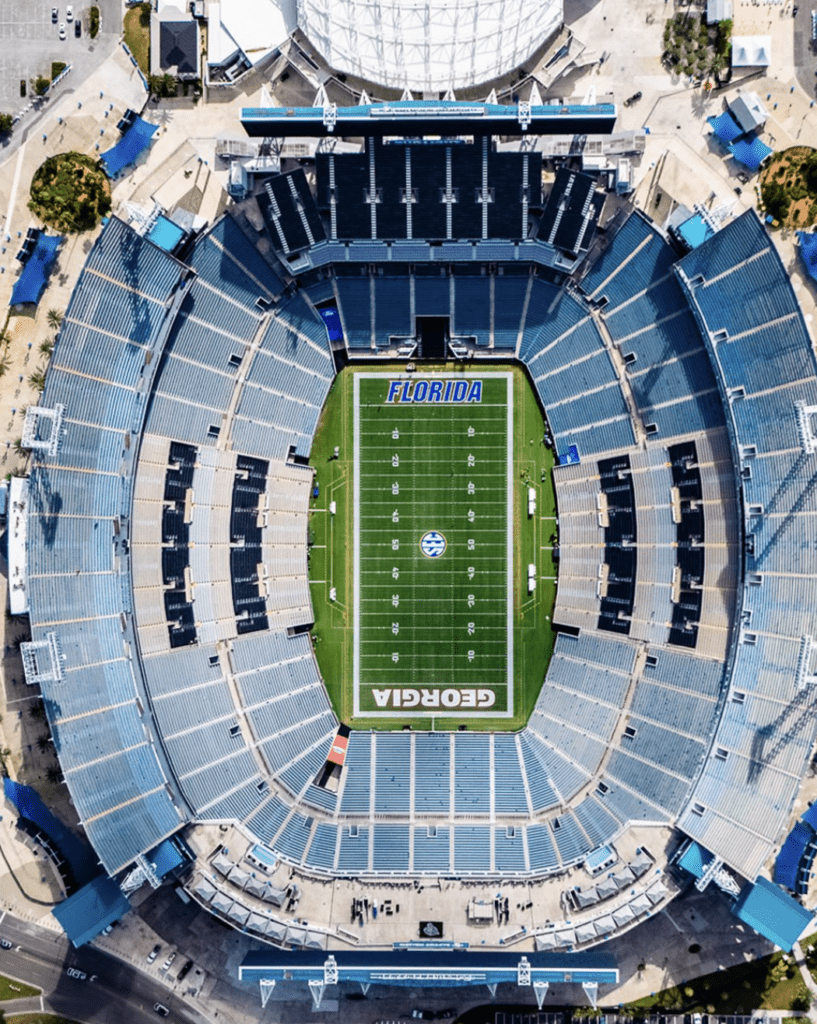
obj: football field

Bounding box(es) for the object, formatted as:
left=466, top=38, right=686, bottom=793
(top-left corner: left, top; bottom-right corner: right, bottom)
left=353, top=372, right=514, bottom=719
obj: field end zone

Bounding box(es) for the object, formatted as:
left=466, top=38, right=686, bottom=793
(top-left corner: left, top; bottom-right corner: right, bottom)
left=353, top=371, right=514, bottom=719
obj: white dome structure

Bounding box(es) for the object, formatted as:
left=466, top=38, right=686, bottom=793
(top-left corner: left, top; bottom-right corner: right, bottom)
left=296, top=0, right=564, bottom=92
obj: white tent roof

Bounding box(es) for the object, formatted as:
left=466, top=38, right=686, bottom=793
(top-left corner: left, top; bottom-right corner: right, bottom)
left=246, top=912, right=269, bottom=934
left=731, top=36, right=771, bottom=67
left=706, top=0, right=732, bottom=23
left=227, top=902, right=251, bottom=925
left=612, top=904, right=636, bottom=927
left=535, top=932, right=558, bottom=950
left=576, top=922, right=598, bottom=943
left=227, top=866, right=249, bottom=888
left=297, top=0, right=564, bottom=91
left=211, top=890, right=233, bottom=914
left=212, top=854, right=233, bottom=876
left=192, top=878, right=216, bottom=902
left=221, top=0, right=293, bottom=66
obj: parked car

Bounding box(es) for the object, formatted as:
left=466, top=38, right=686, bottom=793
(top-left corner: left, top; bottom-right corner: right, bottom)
left=623, top=91, right=642, bottom=107
left=51, top=7, right=58, bottom=21
left=146, top=944, right=161, bottom=964
left=177, top=960, right=193, bottom=982
left=66, top=968, right=87, bottom=980
left=162, top=951, right=177, bottom=971
left=66, top=4, right=73, bottom=19
left=58, top=21, right=66, bottom=39
left=433, top=1012, right=457, bottom=1021
left=0, top=939, right=12, bottom=950
left=411, top=1013, right=433, bottom=1020
left=154, top=1005, right=169, bottom=1018
left=74, top=19, right=81, bottom=35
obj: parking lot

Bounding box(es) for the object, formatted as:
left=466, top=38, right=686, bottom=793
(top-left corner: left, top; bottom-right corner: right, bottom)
left=0, top=0, right=120, bottom=119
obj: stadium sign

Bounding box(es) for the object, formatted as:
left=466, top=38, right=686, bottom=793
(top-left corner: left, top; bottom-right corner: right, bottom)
left=386, top=379, right=483, bottom=404
left=372, top=687, right=496, bottom=709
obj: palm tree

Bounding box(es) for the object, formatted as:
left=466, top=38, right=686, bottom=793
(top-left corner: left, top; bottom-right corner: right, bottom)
left=46, top=309, right=63, bottom=330
left=28, top=369, right=46, bottom=392
left=39, top=339, right=54, bottom=356
left=36, top=734, right=50, bottom=753
left=0, top=353, right=9, bottom=378
left=28, top=699, right=45, bottom=722
left=46, top=765, right=63, bottom=785
left=160, top=73, right=177, bottom=98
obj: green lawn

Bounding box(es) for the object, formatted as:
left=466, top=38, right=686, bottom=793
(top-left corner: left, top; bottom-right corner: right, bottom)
left=0, top=974, right=40, bottom=1000
left=308, top=362, right=557, bottom=731
left=628, top=948, right=811, bottom=1014
left=123, top=4, right=151, bottom=75
left=8, top=1016, right=79, bottom=1024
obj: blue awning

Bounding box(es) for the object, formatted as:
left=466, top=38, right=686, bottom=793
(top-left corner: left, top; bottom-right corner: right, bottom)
left=100, top=116, right=158, bottom=177
left=708, top=110, right=743, bottom=143
left=677, top=213, right=714, bottom=251
left=732, top=876, right=813, bottom=951
left=798, top=233, right=817, bottom=284
left=10, top=232, right=62, bottom=306
left=52, top=876, right=131, bottom=948
left=678, top=840, right=713, bottom=879
left=728, top=134, right=773, bottom=171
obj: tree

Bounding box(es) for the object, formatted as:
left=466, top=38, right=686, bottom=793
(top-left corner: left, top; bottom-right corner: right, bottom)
left=28, top=699, right=45, bottom=722
left=0, top=112, right=12, bottom=135
left=0, top=353, right=9, bottom=378
left=46, top=308, right=62, bottom=330
left=39, top=339, right=54, bottom=356
left=31, top=76, right=50, bottom=97
left=761, top=179, right=791, bottom=222
left=27, top=369, right=46, bottom=392
left=46, top=765, right=63, bottom=785
left=36, top=734, right=50, bottom=753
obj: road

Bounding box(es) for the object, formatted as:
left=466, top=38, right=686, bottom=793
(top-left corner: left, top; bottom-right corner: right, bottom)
left=0, top=911, right=212, bottom=1024
left=793, top=4, right=817, bottom=98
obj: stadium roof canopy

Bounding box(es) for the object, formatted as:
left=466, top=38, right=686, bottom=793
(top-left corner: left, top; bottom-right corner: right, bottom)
left=296, top=0, right=562, bottom=92
left=732, top=876, right=812, bottom=952
left=240, top=949, right=618, bottom=1009
left=52, top=876, right=131, bottom=947
left=9, top=232, right=61, bottom=306
left=100, top=116, right=158, bottom=177
left=728, top=134, right=773, bottom=171
left=241, top=100, right=617, bottom=138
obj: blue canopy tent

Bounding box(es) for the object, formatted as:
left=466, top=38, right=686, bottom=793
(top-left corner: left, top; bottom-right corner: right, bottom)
left=708, top=110, right=743, bottom=144
left=798, top=232, right=817, bottom=284
left=729, top=134, right=773, bottom=172
left=100, top=115, right=158, bottom=177
left=9, top=232, right=62, bottom=306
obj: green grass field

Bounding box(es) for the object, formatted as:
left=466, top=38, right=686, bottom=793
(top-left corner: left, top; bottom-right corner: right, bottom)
left=308, top=362, right=557, bottom=731
left=355, top=372, right=513, bottom=719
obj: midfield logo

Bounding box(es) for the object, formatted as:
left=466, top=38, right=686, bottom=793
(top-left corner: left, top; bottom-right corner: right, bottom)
left=419, top=531, right=447, bottom=558
left=386, top=379, right=483, bottom=404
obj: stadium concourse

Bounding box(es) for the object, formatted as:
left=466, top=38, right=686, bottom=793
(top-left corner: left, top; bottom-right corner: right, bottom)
left=14, top=100, right=817, bottom=990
